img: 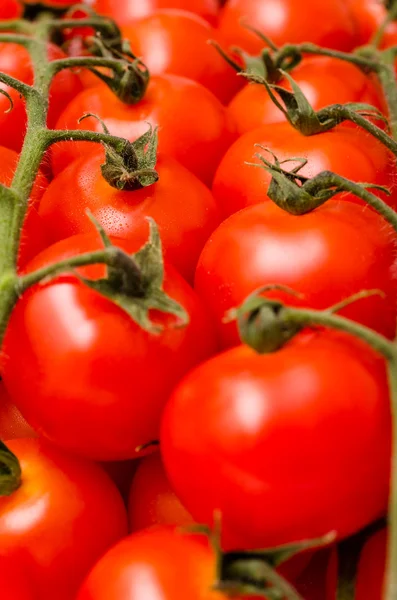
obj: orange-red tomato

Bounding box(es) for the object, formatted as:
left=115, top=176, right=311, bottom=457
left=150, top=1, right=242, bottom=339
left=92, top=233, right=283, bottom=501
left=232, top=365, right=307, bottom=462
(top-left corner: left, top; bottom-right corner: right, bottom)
left=128, top=452, right=194, bottom=531
left=0, top=42, right=82, bottom=153
left=217, top=0, right=358, bottom=55
left=212, top=121, right=395, bottom=218
left=92, top=0, right=219, bottom=25
left=52, top=76, right=235, bottom=185
left=0, top=0, right=22, bottom=19
left=39, top=147, right=221, bottom=282
left=0, top=555, right=36, bottom=600
left=161, top=330, right=390, bottom=550
left=195, top=200, right=397, bottom=345
left=122, top=10, right=242, bottom=104
left=227, top=56, right=383, bottom=137
left=0, top=438, right=128, bottom=600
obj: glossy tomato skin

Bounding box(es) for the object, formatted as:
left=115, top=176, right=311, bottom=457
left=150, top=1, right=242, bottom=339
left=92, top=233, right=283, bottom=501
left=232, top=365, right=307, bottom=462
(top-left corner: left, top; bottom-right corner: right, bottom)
left=77, top=526, right=254, bottom=600
left=122, top=10, right=242, bottom=104
left=217, top=0, right=357, bottom=55
left=2, top=234, right=218, bottom=461
left=195, top=200, right=397, bottom=346
left=128, top=452, right=194, bottom=531
left=51, top=75, right=235, bottom=186
left=212, top=122, right=394, bottom=218
left=0, top=42, right=82, bottom=152
left=227, top=56, right=383, bottom=137
left=0, top=438, right=128, bottom=600
left=161, top=331, right=390, bottom=550
left=0, top=0, right=22, bottom=19
left=39, top=148, right=221, bottom=282
left=92, top=0, right=219, bottom=25
left=0, top=382, right=36, bottom=439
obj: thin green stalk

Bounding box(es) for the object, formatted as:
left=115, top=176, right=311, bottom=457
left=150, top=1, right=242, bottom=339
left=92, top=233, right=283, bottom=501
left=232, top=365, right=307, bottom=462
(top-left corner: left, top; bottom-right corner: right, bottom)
left=384, top=352, right=397, bottom=600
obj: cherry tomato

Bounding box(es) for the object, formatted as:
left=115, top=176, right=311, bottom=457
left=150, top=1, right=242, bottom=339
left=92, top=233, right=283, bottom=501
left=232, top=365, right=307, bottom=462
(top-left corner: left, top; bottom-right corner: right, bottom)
left=122, top=10, right=242, bottom=104
left=161, top=330, right=390, bottom=550
left=227, top=56, right=383, bottom=137
left=0, top=42, right=82, bottom=153
left=0, top=0, right=22, bottom=19
left=212, top=121, right=394, bottom=218
left=0, top=438, right=128, bottom=600
left=52, top=76, right=235, bottom=185
left=39, top=147, right=221, bottom=282
left=0, top=145, right=47, bottom=205
left=2, top=233, right=218, bottom=461
left=346, top=0, right=395, bottom=46
left=128, top=452, right=194, bottom=531
left=101, top=459, right=139, bottom=503
left=0, top=382, right=36, bottom=439
left=92, top=0, right=219, bottom=25
left=0, top=555, right=36, bottom=600
left=217, top=0, right=358, bottom=55
left=195, top=200, right=397, bottom=345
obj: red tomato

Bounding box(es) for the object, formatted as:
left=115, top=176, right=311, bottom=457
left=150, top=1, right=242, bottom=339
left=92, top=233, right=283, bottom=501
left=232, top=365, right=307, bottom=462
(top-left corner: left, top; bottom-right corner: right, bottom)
left=101, top=459, right=139, bottom=503
left=92, top=0, right=219, bottom=25
left=217, top=0, right=358, bottom=55
left=212, top=121, right=395, bottom=218
left=0, top=438, right=128, bottom=600
left=52, top=76, right=235, bottom=185
left=227, top=56, right=383, bottom=137
left=326, top=529, right=386, bottom=599
left=346, top=0, right=395, bottom=46
left=122, top=10, right=242, bottom=104
left=161, top=330, right=390, bottom=550
left=295, top=549, right=332, bottom=600
left=195, top=200, right=397, bottom=345
left=39, top=147, right=221, bottom=282
left=129, top=452, right=194, bottom=531
left=0, top=382, right=37, bottom=439
left=2, top=233, right=218, bottom=461
left=0, top=145, right=47, bottom=205
left=77, top=526, right=261, bottom=600
left=0, top=0, right=22, bottom=19
left=0, top=42, right=82, bottom=153
left=0, top=555, right=36, bottom=600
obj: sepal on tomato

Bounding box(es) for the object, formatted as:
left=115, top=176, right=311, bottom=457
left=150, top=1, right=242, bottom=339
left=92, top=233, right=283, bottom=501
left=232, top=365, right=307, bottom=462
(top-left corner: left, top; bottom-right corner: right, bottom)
left=79, top=216, right=189, bottom=334
left=0, top=440, right=21, bottom=496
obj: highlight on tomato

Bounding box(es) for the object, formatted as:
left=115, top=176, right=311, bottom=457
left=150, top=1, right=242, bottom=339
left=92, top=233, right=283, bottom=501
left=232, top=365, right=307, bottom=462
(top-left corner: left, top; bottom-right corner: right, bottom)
left=92, top=0, right=220, bottom=25
left=2, top=230, right=218, bottom=461
left=0, top=438, right=128, bottom=600
left=161, top=329, right=390, bottom=550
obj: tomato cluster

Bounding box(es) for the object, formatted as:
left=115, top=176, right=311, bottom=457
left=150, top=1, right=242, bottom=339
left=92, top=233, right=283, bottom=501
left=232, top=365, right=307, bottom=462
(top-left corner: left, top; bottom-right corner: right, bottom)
left=0, top=0, right=396, bottom=599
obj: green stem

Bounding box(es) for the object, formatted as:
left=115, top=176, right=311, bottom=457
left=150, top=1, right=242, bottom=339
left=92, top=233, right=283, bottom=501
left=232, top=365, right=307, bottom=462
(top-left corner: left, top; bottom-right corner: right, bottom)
left=335, top=106, right=397, bottom=154
left=281, top=307, right=394, bottom=359
left=44, top=128, right=130, bottom=152
left=384, top=352, right=397, bottom=600
left=370, top=2, right=397, bottom=47
left=275, top=43, right=377, bottom=71
left=48, top=56, right=126, bottom=77
left=18, top=248, right=115, bottom=293
left=0, top=441, right=21, bottom=496
left=376, top=49, right=397, bottom=140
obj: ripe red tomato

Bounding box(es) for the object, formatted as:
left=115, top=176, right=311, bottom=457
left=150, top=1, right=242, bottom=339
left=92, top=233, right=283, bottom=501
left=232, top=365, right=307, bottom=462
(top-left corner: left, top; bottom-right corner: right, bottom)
left=39, top=147, right=221, bottom=282
left=0, top=42, right=82, bottom=153
left=195, top=200, right=397, bottom=346
left=0, top=438, right=128, bottom=600
left=0, top=0, right=22, bottom=19
left=326, top=529, right=386, bottom=599
left=0, top=382, right=36, bottom=439
left=128, top=452, right=194, bottom=531
left=212, top=121, right=394, bottom=218
left=161, top=330, right=390, bottom=550
left=52, top=76, right=235, bottom=186
left=2, top=233, right=218, bottom=461
left=122, top=10, right=242, bottom=104
left=0, top=145, right=47, bottom=205
left=346, top=0, right=394, bottom=46
left=227, top=56, right=383, bottom=137
left=0, top=555, right=36, bottom=600
left=217, top=0, right=358, bottom=55
left=92, top=0, right=219, bottom=25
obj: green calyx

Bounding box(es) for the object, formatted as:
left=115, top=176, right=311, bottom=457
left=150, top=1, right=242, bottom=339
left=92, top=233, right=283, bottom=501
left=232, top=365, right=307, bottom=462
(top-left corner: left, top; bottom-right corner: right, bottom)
left=101, top=124, right=159, bottom=191
left=0, top=441, right=21, bottom=497
left=81, top=215, right=188, bottom=334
